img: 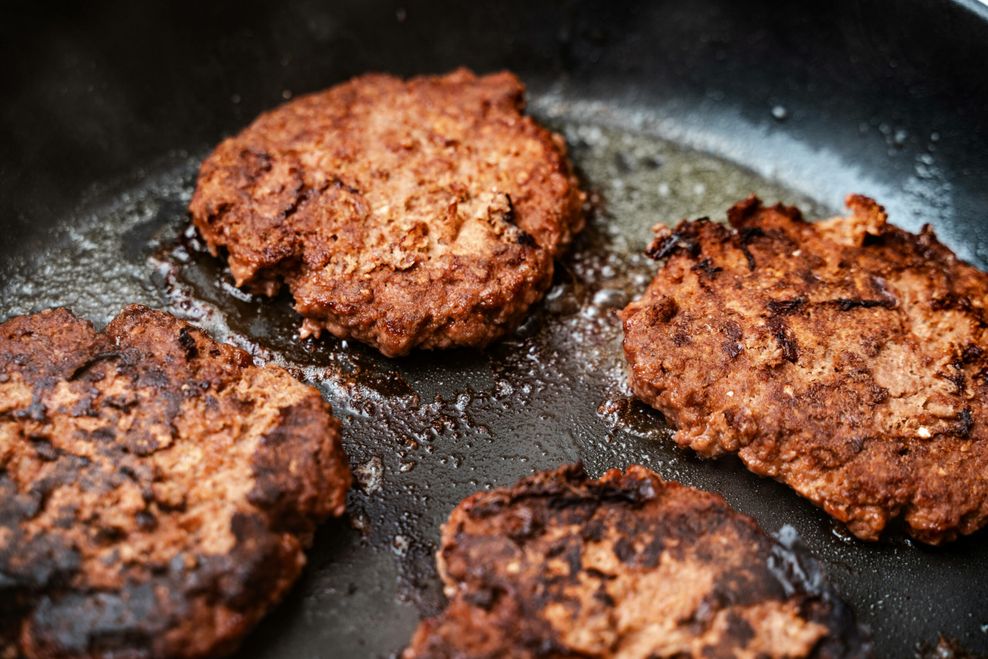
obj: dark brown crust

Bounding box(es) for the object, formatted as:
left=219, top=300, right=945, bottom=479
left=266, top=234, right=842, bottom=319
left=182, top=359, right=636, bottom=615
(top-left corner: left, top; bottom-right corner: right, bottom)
left=189, top=68, right=585, bottom=357
left=404, top=464, right=869, bottom=658
left=0, top=306, right=350, bottom=658
left=622, top=195, right=988, bottom=544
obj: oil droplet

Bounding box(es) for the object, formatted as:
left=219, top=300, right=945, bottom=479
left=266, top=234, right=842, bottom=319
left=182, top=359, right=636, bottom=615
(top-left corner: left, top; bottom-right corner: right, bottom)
left=592, top=288, right=629, bottom=309
left=771, top=105, right=789, bottom=121
left=353, top=456, right=384, bottom=494
left=392, top=534, right=410, bottom=557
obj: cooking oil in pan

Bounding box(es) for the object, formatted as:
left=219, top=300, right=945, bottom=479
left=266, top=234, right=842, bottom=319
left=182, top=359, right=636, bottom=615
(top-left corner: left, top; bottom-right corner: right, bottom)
left=0, top=118, right=820, bottom=448
left=0, top=117, right=838, bottom=655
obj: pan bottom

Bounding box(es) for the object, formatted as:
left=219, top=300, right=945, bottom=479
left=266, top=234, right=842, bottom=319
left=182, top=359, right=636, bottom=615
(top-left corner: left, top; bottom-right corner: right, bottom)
left=1, top=96, right=984, bottom=658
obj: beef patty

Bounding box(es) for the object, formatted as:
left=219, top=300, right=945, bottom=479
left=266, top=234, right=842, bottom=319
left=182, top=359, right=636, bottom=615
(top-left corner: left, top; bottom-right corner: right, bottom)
left=0, top=305, right=350, bottom=658
left=405, top=464, right=869, bottom=658
left=622, top=195, right=988, bottom=544
left=189, top=68, right=585, bottom=357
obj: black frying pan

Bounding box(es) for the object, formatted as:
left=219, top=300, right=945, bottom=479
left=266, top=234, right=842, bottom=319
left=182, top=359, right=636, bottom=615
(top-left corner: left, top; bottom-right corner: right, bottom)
left=2, top=1, right=988, bottom=657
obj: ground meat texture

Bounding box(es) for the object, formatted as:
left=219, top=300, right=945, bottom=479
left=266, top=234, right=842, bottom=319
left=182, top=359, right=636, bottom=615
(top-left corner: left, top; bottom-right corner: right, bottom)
left=189, top=68, right=586, bottom=357
left=621, top=194, right=988, bottom=544
left=404, top=464, right=869, bottom=659
left=0, top=306, right=350, bottom=658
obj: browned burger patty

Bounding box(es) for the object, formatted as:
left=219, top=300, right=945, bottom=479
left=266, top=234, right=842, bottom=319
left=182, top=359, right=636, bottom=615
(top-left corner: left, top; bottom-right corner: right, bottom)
left=405, top=464, right=869, bottom=659
left=621, top=195, right=988, bottom=544
left=0, top=305, right=350, bottom=658
left=189, top=68, right=585, bottom=357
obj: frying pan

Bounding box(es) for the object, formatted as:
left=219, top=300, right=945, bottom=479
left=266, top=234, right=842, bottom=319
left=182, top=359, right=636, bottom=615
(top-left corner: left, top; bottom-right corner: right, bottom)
left=2, top=1, right=988, bottom=657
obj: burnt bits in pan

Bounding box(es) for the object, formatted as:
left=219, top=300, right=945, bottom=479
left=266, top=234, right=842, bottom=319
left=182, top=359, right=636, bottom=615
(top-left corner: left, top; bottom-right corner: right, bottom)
left=405, top=464, right=870, bottom=658
left=622, top=195, right=988, bottom=544
left=189, top=68, right=586, bottom=357
left=0, top=305, right=350, bottom=658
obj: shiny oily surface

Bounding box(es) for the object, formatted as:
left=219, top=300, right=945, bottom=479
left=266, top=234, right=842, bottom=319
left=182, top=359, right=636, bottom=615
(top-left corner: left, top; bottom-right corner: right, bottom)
left=2, top=100, right=987, bottom=657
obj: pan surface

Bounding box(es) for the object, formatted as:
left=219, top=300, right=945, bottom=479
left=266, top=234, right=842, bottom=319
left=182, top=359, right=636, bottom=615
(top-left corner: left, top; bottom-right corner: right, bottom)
left=2, top=1, right=988, bottom=657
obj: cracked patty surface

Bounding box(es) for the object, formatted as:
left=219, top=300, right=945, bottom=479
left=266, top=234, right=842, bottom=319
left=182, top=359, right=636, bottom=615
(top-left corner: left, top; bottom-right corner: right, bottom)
left=621, top=195, right=988, bottom=544
left=189, top=68, right=585, bottom=357
left=0, top=306, right=350, bottom=658
left=404, top=464, right=869, bottom=659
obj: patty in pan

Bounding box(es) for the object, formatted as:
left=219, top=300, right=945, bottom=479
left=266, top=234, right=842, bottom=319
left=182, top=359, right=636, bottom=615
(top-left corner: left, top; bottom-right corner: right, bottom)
left=189, top=68, right=586, bottom=357
left=405, top=464, right=869, bottom=658
left=0, top=306, right=350, bottom=658
left=622, top=195, right=988, bottom=544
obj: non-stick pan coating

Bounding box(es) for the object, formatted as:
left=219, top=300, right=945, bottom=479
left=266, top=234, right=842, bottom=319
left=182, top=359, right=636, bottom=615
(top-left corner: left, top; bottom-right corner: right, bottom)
left=2, top=2, right=987, bottom=657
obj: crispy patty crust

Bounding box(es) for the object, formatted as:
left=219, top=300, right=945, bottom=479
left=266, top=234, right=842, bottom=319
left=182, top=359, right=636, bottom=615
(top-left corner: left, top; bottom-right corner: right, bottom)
left=0, top=306, right=350, bottom=658
left=622, top=195, right=988, bottom=544
left=405, top=464, right=869, bottom=658
left=189, top=68, right=585, bottom=357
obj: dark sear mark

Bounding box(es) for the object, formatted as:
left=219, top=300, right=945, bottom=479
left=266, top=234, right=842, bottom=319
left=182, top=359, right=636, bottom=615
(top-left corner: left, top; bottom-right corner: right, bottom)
left=941, top=368, right=967, bottom=395
left=958, top=344, right=984, bottom=366
left=650, top=297, right=679, bottom=324
left=767, top=297, right=807, bottom=315
left=737, top=226, right=765, bottom=271
left=502, top=193, right=516, bottom=225
left=929, top=294, right=983, bottom=323
left=767, top=316, right=799, bottom=364
left=177, top=328, right=198, bottom=361
left=645, top=232, right=682, bottom=260
left=67, top=351, right=124, bottom=381
left=646, top=220, right=707, bottom=261
left=955, top=408, right=975, bottom=438
left=29, top=436, right=58, bottom=461
left=329, top=176, right=362, bottom=197
left=827, top=297, right=897, bottom=311
left=691, top=258, right=722, bottom=279
left=767, top=295, right=896, bottom=315
left=721, top=321, right=744, bottom=359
